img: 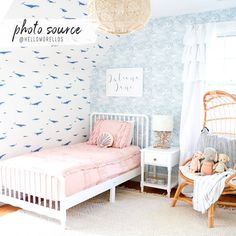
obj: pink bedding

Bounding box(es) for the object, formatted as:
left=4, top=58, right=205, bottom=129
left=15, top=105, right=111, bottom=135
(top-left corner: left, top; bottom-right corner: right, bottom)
left=1, top=143, right=140, bottom=197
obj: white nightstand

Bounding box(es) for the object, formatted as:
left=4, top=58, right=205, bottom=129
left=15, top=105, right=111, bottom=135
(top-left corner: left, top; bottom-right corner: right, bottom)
left=141, top=147, right=180, bottom=197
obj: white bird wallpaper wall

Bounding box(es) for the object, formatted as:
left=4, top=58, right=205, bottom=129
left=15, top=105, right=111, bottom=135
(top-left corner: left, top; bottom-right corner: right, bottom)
left=0, top=0, right=117, bottom=158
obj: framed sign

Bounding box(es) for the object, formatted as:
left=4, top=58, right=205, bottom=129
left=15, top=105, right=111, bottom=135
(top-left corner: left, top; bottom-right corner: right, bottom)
left=106, top=68, right=143, bottom=97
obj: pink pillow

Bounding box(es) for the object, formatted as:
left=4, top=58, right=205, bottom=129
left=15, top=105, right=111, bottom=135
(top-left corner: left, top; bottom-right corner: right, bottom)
left=88, top=119, right=133, bottom=148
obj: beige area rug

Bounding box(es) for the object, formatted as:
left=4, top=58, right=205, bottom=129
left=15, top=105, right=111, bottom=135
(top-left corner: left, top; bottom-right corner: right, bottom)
left=0, top=188, right=235, bottom=236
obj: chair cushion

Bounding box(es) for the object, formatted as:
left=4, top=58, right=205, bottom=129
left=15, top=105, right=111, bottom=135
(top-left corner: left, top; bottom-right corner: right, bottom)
left=196, top=128, right=236, bottom=168
left=180, top=165, right=236, bottom=187
left=230, top=178, right=236, bottom=187
left=179, top=166, right=201, bottom=181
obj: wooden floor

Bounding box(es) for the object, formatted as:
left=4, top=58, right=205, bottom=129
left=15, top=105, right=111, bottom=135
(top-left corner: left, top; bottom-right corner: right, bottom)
left=0, top=204, right=20, bottom=216
left=0, top=181, right=235, bottom=216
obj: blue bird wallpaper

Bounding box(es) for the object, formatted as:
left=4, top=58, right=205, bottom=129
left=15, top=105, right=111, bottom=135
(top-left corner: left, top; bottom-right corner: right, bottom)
left=0, top=0, right=117, bottom=158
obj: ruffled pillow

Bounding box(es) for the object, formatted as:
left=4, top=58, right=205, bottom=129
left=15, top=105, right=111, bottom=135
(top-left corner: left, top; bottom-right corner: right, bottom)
left=88, top=119, right=133, bottom=148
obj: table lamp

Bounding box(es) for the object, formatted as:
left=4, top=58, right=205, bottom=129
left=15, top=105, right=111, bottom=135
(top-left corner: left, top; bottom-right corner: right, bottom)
left=152, top=115, right=173, bottom=149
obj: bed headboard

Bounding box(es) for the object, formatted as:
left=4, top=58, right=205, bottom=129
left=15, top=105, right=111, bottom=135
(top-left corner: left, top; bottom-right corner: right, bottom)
left=90, top=112, right=149, bottom=148
left=203, top=90, right=236, bottom=137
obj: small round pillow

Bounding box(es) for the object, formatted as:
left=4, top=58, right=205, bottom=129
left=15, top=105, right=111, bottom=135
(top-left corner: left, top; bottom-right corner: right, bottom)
left=97, top=132, right=114, bottom=148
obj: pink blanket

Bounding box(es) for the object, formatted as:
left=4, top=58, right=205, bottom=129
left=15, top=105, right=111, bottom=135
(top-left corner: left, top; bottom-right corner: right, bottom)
left=1, top=143, right=140, bottom=197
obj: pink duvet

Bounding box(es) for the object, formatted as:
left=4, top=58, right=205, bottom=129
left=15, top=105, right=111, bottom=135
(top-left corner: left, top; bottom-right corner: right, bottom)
left=1, top=143, right=140, bottom=197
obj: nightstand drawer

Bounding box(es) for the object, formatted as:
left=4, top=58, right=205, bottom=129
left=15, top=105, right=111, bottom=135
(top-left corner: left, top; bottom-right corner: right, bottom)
left=144, top=152, right=169, bottom=166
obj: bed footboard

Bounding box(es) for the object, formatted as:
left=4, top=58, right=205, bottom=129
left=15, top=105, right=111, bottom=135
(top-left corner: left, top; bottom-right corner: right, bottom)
left=0, top=165, right=67, bottom=226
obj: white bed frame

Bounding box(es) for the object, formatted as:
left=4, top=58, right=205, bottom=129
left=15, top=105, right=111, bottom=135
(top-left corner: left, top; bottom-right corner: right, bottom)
left=0, top=112, right=149, bottom=228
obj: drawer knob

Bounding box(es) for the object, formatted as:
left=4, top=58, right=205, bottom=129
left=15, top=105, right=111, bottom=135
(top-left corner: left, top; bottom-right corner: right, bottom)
left=153, top=158, right=157, bottom=161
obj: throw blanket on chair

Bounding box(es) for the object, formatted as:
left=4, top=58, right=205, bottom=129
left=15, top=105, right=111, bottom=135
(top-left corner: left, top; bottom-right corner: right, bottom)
left=193, top=169, right=235, bottom=213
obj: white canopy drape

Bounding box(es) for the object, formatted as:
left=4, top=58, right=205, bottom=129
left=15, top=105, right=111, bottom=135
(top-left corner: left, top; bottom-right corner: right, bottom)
left=180, top=23, right=216, bottom=164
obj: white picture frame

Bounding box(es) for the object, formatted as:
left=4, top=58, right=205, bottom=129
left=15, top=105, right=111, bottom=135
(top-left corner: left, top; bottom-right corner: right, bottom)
left=106, top=68, right=143, bottom=97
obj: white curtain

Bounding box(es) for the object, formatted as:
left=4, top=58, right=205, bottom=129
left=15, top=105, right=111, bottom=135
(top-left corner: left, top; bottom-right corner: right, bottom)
left=180, top=23, right=216, bottom=164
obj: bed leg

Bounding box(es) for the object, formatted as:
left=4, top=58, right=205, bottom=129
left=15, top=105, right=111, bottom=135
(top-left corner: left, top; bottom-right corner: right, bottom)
left=110, top=186, right=116, bottom=203
left=60, top=209, right=67, bottom=229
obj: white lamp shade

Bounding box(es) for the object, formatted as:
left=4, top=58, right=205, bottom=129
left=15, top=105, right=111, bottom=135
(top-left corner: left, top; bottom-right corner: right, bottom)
left=152, top=115, right=174, bottom=131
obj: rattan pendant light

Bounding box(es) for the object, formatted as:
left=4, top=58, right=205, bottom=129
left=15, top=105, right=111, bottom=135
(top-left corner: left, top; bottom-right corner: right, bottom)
left=88, top=0, right=151, bottom=34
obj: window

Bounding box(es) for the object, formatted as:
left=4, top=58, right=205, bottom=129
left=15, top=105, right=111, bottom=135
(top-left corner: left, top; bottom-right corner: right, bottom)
left=206, top=35, right=236, bottom=93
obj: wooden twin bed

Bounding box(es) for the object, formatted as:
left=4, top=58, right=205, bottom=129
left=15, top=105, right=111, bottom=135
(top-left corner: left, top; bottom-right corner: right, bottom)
left=0, top=112, right=149, bottom=227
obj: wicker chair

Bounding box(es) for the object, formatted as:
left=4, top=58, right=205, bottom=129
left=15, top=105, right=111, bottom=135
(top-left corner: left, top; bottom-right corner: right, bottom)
left=172, top=90, right=236, bottom=228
